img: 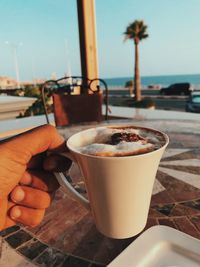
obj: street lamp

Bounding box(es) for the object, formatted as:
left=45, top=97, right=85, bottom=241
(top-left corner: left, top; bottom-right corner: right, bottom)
left=5, top=41, right=23, bottom=89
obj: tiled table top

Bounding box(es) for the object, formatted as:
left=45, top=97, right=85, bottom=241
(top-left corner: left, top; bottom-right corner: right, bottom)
left=1, top=119, right=200, bottom=266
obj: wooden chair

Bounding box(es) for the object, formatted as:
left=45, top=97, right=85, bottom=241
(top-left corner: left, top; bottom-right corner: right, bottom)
left=41, top=76, right=109, bottom=127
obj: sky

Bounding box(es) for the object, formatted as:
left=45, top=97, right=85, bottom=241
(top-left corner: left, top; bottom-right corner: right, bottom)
left=0, top=0, right=200, bottom=81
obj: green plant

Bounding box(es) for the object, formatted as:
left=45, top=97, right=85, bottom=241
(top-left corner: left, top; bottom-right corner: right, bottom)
left=24, top=85, right=41, bottom=97
left=17, top=84, right=52, bottom=117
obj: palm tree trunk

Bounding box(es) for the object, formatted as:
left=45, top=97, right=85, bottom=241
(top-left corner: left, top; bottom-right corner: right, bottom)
left=134, top=42, right=141, bottom=101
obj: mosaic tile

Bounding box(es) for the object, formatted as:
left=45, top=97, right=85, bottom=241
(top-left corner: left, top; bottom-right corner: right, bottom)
left=173, top=217, right=200, bottom=239
left=169, top=204, right=200, bottom=217
left=154, top=204, right=175, bottom=216
left=167, top=133, right=200, bottom=148
left=0, top=225, right=20, bottom=237
left=0, top=240, right=36, bottom=267
left=152, top=179, right=165, bottom=195
left=55, top=213, right=95, bottom=252
left=151, top=189, right=175, bottom=206
left=163, top=148, right=200, bottom=161
left=159, top=166, right=200, bottom=190
left=17, top=238, right=47, bottom=260
left=160, top=158, right=200, bottom=167
left=162, top=149, right=191, bottom=160
left=61, top=255, right=91, bottom=267
left=181, top=199, right=200, bottom=211
left=148, top=208, right=166, bottom=218
left=55, top=213, right=135, bottom=265
left=5, top=229, right=32, bottom=249
left=161, top=150, right=198, bottom=162
left=157, top=170, right=200, bottom=202
left=35, top=247, right=67, bottom=267
left=160, top=165, right=200, bottom=175
left=28, top=196, right=88, bottom=243
left=158, top=218, right=177, bottom=229
left=190, top=215, right=200, bottom=232
left=189, top=149, right=200, bottom=159
left=85, top=236, right=134, bottom=266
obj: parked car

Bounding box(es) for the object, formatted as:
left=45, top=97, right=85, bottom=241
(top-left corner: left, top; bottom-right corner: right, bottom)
left=186, top=92, right=200, bottom=112
left=160, top=83, right=193, bottom=95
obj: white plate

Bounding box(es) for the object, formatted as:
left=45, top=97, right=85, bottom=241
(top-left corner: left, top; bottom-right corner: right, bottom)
left=108, top=225, right=200, bottom=267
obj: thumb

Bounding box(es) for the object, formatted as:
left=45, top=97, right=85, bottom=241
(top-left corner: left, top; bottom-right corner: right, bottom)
left=1, top=125, right=66, bottom=165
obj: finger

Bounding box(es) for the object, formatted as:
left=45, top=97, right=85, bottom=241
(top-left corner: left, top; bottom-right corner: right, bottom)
left=9, top=205, right=45, bottom=227
left=10, top=186, right=51, bottom=209
left=1, top=125, right=66, bottom=165
left=20, top=170, right=59, bottom=192
left=43, top=154, right=72, bottom=172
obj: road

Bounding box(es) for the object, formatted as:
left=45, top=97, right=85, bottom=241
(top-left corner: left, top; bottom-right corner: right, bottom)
left=108, top=89, right=189, bottom=112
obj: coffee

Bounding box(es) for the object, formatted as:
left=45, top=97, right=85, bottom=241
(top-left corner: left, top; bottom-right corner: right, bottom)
left=77, top=126, right=166, bottom=157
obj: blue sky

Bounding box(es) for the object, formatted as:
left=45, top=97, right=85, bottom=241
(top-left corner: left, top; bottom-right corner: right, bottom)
left=0, top=0, right=200, bottom=81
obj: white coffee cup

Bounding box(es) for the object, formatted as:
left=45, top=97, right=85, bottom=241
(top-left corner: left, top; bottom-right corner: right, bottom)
left=55, top=125, right=169, bottom=239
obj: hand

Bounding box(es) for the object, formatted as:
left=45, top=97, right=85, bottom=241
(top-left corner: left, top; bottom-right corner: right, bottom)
left=0, top=125, right=71, bottom=230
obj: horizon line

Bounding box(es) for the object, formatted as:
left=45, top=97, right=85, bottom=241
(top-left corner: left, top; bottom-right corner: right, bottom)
left=104, top=73, right=200, bottom=80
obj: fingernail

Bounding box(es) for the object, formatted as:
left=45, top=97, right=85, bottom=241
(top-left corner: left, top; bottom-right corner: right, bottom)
left=10, top=207, right=21, bottom=219
left=12, top=187, right=25, bottom=202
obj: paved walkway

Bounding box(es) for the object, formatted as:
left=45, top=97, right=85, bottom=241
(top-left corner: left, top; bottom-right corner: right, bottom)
left=0, top=112, right=200, bottom=266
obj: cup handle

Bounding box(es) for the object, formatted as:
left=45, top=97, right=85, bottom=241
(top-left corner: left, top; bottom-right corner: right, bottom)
left=54, top=152, right=90, bottom=211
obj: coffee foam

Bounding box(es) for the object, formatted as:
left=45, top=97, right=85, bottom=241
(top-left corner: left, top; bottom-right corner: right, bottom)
left=79, top=141, right=153, bottom=157
left=77, top=126, right=165, bottom=157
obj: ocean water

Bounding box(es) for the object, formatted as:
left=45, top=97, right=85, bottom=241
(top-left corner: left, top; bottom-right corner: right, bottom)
left=104, top=74, right=200, bottom=87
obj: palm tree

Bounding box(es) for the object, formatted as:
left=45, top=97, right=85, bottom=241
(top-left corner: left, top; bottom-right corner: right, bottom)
left=124, top=20, right=148, bottom=101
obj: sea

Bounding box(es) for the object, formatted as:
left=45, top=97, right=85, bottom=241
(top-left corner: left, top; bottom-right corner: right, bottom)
left=104, top=74, right=200, bottom=88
